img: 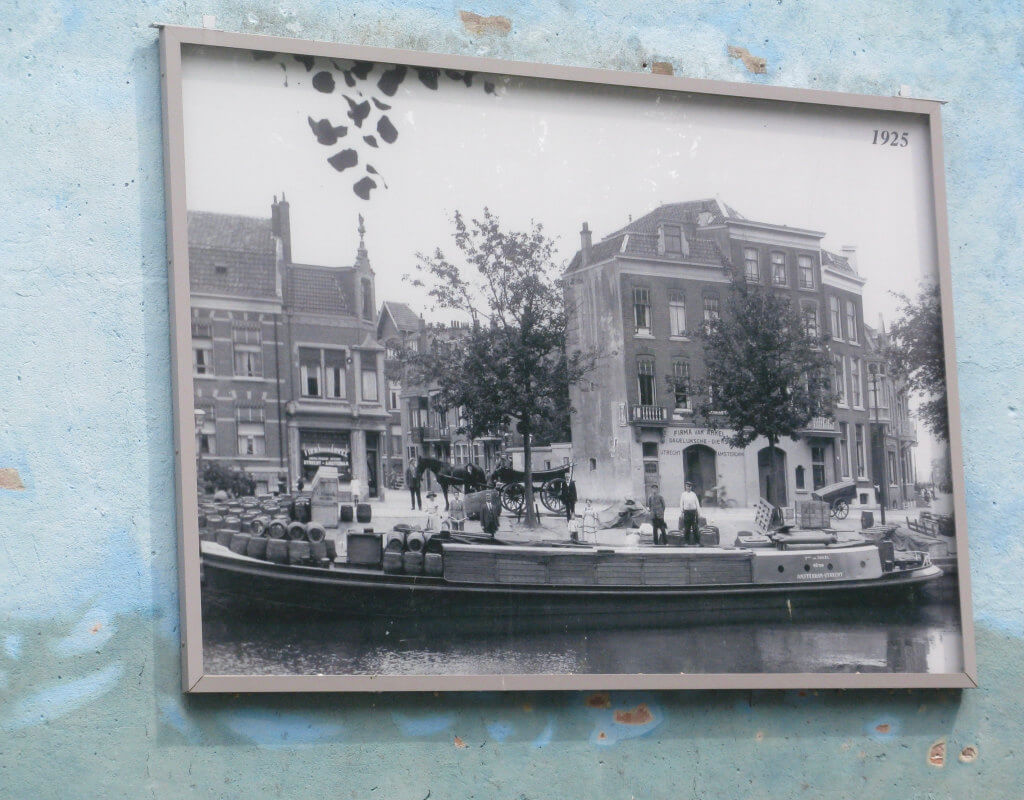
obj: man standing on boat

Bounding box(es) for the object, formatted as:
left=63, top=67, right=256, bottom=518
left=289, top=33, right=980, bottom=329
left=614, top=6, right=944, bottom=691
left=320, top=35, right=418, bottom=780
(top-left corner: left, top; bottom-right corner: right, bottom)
left=679, top=481, right=702, bottom=545
left=647, top=484, right=668, bottom=545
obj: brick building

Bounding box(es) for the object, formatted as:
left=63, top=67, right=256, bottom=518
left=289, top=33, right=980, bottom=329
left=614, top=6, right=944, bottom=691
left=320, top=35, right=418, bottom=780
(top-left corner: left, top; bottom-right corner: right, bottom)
left=564, top=198, right=897, bottom=508
left=188, top=196, right=389, bottom=497
left=377, top=300, right=423, bottom=483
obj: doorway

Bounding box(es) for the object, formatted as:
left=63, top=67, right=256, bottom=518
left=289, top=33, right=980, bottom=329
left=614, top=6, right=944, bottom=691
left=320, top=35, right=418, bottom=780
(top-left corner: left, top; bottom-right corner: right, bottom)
left=365, top=432, right=380, bottom=498
left=757, top=446, right=788, bottom=507
left=683, top=444, right=717, bottom=502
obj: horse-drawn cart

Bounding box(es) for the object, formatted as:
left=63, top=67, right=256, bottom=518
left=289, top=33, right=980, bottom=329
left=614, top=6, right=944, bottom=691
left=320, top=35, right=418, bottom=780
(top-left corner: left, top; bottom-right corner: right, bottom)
left=812, top=479, right=857, bottom=520
left=491, top=463, right=573, bottom=515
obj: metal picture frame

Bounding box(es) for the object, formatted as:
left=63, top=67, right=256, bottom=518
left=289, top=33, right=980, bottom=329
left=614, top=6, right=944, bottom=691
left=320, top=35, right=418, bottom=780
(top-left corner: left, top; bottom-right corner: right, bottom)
left=159, top=24, right=975, bottom=692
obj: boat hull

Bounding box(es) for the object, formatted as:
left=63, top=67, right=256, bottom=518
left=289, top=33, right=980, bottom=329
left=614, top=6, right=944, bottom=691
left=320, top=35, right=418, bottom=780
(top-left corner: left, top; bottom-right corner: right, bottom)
left=200, top=544, right=943, bottom=633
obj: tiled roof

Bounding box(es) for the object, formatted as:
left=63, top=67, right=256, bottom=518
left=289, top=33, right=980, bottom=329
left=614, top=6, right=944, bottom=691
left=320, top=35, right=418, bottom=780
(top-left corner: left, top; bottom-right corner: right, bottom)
left=188, top=211, right=278, bottom=298
left=288, top=265, right=352, bottom=315
left=382, top=301, right=422, bottom=332
left=821, top=249, right=856, bottom=275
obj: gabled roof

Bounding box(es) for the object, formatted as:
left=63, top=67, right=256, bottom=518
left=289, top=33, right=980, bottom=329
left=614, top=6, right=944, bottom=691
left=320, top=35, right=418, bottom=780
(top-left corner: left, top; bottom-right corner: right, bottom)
left=379, top=301, right=422, bottom=334
left=188, top=210, right=278, bottom=298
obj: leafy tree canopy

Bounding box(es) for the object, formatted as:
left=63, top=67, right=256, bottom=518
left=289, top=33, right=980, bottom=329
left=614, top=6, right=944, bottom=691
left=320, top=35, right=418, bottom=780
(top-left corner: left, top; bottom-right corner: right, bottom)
left=886, top=283, right=948, bottom=441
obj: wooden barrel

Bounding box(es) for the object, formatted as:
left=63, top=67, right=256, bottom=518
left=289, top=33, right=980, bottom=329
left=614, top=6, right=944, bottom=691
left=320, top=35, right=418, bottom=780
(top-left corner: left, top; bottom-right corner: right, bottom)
left=402, top=551, right=424, bottom=575
left=249, top=516, right=269, bottom=537
left=405, top=530, right=425, bottom=553
left=384, top=531, right=406, bottom=552
left=266, top=517, right=289, bottom=539
left=287, top=521, right=308, bottom=541
left=223, top=516, right=242, bottom=532
left=229, top=533, right=251, bottom=555
left=356, top=503, right=372, bottom=523
left=306, top=523, right=327, bottom=543
left=339, top=504, right=354, bottom=523
left=325, top=538, right=338, bottom=561
left=245, top=536, right=268, bottom=559
left=215, top=529, right=235, bottom=547
left=424, top=552, right=444, bottom=576
left=382, top=551, right=404, bottom=574
left=309, top=540, right=329, bottom=564
left=265, top=538, right=289, bottom=564
left=287, top=540, right=311, bottom=565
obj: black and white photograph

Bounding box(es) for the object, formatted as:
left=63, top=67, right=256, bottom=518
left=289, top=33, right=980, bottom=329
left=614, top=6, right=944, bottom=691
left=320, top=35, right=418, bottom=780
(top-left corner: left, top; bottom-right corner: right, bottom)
left=167, top=34, right=970, bottom=689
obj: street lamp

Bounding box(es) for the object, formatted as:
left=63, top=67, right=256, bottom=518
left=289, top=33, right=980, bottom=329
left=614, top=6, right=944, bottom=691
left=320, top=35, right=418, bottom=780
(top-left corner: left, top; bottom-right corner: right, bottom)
left=194, top=408, right=206, bottom=496
left=867, top=363, right=886, bottom=524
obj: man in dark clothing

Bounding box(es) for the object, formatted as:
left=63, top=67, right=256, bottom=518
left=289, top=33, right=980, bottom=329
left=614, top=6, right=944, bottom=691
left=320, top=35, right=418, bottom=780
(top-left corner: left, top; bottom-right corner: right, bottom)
left=647, top=484, right=668, bottom=545
left=480, top=491, right=501, bottom=536
left=561, top=479, right=578, bottom=522
left=406, top=462, right=421, bottom=510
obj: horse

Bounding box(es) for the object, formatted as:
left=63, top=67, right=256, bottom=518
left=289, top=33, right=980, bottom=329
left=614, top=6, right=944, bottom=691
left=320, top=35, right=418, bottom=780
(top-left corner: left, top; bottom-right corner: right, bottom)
left=415, top=456, right=488, bottom=510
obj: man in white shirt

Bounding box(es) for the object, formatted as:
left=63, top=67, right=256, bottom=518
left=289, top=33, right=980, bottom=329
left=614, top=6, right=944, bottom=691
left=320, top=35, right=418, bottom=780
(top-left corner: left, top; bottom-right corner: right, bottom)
left=679, top=481, right=702, bottom=545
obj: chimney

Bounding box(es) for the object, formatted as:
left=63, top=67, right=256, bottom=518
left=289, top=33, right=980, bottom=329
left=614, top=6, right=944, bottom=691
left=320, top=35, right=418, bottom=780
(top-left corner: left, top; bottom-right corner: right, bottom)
left=271, top=193, right=292, bottom=264
left=580, top=222, right=592, bottom=267
left=841, top=244, right=858, bottom=272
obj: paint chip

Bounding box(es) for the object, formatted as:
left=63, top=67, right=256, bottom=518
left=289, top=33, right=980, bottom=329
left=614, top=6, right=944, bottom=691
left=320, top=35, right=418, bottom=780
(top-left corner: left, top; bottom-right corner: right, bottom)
left=90, top=623, right=102, bottom=634
left=928, top=739, right=946, bottom=767
left=727, top=45, right=768, bottom=74
left=959, top=745, right=978, bottom=763
left=875, top=723, right=891, bottom=734
left=0, top=468, right=25, bottom=491
left=459, top=10, right=512, bottom=36
left=756, top=730, right=764, bottom=742
left=586, top=692, right=611, bottom=709
left=454, top=735, right=467, bottom=748
left=651, top=61, right=673, bottom=76
left=614, top=704, right=653, bottom=726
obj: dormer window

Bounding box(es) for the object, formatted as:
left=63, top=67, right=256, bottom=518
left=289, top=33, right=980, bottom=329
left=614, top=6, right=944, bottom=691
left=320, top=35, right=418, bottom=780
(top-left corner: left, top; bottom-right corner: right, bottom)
left=697, top=211, right=714, bottom=227
left=664, top=225, right=683, bottom=254
left=214, top=263, right=228, bottom=275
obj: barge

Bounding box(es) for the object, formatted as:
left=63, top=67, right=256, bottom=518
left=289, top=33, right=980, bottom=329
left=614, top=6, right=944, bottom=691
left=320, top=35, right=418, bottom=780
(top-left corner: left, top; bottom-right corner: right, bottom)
left=200, top=530, right=942, bottom=631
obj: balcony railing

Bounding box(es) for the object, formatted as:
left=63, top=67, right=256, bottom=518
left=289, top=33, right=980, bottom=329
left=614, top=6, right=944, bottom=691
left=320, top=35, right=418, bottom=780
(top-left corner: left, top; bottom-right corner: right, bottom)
left=800, top=416, right=838, bottom=434
left=415, top=425, right=451, bottom=442
left=630, top=404, right=668, bottom=423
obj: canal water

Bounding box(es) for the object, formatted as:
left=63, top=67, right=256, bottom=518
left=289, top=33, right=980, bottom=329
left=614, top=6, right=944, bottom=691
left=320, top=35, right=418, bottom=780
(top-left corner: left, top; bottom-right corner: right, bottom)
left=201, top=593, right=963, bottom=677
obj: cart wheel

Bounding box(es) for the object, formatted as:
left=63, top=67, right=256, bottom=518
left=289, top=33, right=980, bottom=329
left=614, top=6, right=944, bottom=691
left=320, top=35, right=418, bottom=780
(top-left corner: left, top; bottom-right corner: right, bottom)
left=832, top=499, right=850, bottom=520
left=500, top=484, right=525, bottom=514
left=540, top=479, right=566, bottom=514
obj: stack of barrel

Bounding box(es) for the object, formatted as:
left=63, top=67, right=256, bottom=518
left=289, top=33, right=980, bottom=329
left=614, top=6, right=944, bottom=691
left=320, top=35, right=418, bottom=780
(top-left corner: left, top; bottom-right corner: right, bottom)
left=381, top=526, right=444, bottom=577
left=198, top=494, right=336, bottom=567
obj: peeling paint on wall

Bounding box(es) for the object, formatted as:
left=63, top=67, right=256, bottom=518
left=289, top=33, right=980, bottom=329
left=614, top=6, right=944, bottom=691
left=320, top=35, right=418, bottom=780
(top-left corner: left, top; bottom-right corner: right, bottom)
left=727, top=45, right=768, bottom=74
left=459, top=10, right=512, bottom=36
left=0, top=468, right=25, bottom=490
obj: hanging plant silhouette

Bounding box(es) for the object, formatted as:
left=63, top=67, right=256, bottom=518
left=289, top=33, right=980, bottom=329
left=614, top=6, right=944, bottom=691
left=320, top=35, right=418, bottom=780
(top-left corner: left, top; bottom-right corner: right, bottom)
left=253, top=51, right=497, bottom=200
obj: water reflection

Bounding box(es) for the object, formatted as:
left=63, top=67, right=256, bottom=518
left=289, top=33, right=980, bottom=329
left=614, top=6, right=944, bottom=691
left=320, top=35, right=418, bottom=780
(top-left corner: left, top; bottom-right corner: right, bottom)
left=202, top=596, right=963, bottom=676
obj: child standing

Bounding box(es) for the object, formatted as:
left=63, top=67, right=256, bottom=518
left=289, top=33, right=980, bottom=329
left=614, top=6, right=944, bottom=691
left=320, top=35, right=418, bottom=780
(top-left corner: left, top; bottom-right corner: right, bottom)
left=581, top=500, right=599, bottom=543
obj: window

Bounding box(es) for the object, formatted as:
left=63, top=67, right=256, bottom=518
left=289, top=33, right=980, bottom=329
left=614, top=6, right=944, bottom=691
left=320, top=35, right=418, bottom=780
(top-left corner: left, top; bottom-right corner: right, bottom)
left=589, top=457, right=597, bottom=471
left=386, top=342, right=401, bottom=361
left=771, top=252, right=787, bottom=286
left=850, top=357, right=863, bottom=407
left=193, top=342, right=214, bottom=375
left=795, top=465, right=805, bottom=490
left=798, top=255, right=814, bottom=288
left=833, top=355, right=847, bottom=405
left=324, top=349, right=347, bottom=399
left=642, top=442, right=659, bottom=458
left=361, top=279, right=373, bottom=321
left=236, top=406, right=266, bottom=457
left=663, top=225, right=683, bottom=254
left=703, top=295, right=720, bottom=329
left=802, top=304, right=819, bottom=338
left=633, top=287, right=651, bottom=335
left=668, top=290, right=687, bottom=337
left=197, top=414, right=216, bottom=456
left=845, top=300, right=859, bottom=343
left=811, top=445, right=826, bottom=489
left=388, top=381, right=400, bottom=411
left=361, top=351, right=379, bottom=402
left=888, top=451, right=898, bottom=485
left=838, top=422, right=851, bottom=477
left=743, top=248, right=759, bottom=282
left=855, top=423, right=866, bottom=478
left=232, top=325, right=263, bottom=378
left=829, top=296, right=842, bottom=340
left=637, top=358, right=656, bottom=406
left=299, top=347, right=322, bottom=397
left=672, top=360, right=690, bottom=413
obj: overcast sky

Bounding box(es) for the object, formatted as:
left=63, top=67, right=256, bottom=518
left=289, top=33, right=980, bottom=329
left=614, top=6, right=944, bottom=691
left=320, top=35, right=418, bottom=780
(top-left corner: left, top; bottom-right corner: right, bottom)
left=180, top=44, right=944, bottom=475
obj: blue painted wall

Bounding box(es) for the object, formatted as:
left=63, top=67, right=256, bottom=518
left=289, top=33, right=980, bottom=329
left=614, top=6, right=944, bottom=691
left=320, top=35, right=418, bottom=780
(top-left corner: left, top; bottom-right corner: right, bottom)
left=1, top=1, right=1021, bottom=796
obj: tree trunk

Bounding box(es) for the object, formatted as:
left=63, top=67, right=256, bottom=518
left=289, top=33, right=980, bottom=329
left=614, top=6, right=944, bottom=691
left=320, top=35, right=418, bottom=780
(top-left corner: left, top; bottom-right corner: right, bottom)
left=522, top=426, right=537, bottom=528
left=767, top=434, right=778, bottom=508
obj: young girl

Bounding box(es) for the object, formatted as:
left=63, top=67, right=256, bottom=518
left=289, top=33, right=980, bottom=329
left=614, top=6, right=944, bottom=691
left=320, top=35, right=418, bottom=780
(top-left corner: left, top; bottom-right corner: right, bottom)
left=424, top=492, right=441, bottom=531
left=449, top=487, right=467, bottom=532
left=581, top=500, right=599, bottom=543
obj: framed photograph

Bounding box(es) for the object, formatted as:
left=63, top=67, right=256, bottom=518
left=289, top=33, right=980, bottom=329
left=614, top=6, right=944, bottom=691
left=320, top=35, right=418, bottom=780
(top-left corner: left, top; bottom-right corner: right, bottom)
left=159, top=25, right=975, bottom=692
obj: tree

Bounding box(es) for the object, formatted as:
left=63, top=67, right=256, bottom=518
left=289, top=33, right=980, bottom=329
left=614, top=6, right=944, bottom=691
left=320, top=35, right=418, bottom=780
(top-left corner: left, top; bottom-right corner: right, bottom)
left=696, top=278, right=836, bottom=507
left=886, top=283, right=948, bottom=441
left=405, top=209, right=597, bottom=526
left=201, top=462, right=256, bottom=497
